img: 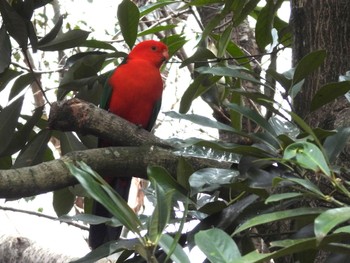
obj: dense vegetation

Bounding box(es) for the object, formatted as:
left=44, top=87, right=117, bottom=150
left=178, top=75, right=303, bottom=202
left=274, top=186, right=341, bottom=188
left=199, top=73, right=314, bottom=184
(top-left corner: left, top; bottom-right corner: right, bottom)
left=1, top=0, right=350, bottom=262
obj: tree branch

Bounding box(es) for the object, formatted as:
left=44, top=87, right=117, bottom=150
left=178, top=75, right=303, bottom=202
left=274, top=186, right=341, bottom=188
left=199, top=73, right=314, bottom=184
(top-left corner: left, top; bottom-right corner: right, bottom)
left=0, top=99, right=232, bottom=199
left=48, top=98, right=169, bottom=148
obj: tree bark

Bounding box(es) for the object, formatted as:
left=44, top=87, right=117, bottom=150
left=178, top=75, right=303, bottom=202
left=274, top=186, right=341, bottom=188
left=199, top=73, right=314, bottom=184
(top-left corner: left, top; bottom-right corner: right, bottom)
left=290, top=2, right=350, bottom=262
left=291, top=0, right=350, bottom=129
left=0, top=99, right=232, bottom=199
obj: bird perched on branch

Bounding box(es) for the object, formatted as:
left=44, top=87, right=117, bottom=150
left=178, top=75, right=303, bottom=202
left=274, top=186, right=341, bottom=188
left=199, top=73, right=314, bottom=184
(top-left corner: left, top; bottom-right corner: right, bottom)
left=89, top=40, right=169, bottom=249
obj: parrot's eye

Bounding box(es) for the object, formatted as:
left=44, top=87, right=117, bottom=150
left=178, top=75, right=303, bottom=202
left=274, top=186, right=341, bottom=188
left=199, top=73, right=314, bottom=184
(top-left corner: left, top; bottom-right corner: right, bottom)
left=151, top=46, right=157, bottom=51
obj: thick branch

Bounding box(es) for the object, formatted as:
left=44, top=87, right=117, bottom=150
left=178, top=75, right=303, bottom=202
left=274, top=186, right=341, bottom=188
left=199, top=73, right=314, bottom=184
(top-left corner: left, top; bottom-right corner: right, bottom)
left=0, top=98, right=232, bottom=198
left=0, top=146, right=231, bottom=199
left=48, top=98, right=169, bottom=148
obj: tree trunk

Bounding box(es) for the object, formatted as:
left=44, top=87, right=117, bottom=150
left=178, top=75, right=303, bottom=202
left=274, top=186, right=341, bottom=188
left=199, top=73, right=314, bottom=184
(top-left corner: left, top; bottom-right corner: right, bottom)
left=291, top=0, right=350, bottom=129
left=291, top=2, right=350, bottom=262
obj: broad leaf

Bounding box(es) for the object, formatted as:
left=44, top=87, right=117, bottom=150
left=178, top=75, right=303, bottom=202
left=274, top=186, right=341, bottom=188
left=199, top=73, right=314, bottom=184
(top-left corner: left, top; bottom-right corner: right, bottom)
left=0, top=25, right=11, bottom=73
left=310, top=81, right=350, bottom=111
left=13, top=129, right=53, bottom=168
left=0, top=0, right=28, bottom=49
left=255, top=0, right=274, bottom=50
left=66, top=161, right=142, bottom=236
left=9, top=73, right=36, bottom=100
left=38, top=29, right=90, bottom=51
left=72, top=239, right=140, bottom=263
left=53, top=187, right=75, bottom=216
left=217, top=25, right=233, bottom=58
left=117, top=0, right=139, bottom=49
left=148, top=166, right=175, bottom=244
left=195, top=228, right=241, bottom=263
left=59, top=132, right=87, bottom=155
left=138, top=25, right=176, bottom=37
left=0, top=68, right=22, bottom=92
left=159, top=234, right=191, bottom=263
left=292, top=50, right=327, bottom=85
left=283, top=142, right=331, bottom=176
left=38, top=15, right=63, bottom=45
left=3, top=106, right=44, bottom=156
left=265, top=193, right=303, bottom=204
left=323, top=127, right=350, bottom=162
left=0, top=95, right=24, bottom=155
left=189, top=168, right=239, bottom=195
left=233, top=207, right=325, bottom=235
left=314, top=207, right=350, bottom=243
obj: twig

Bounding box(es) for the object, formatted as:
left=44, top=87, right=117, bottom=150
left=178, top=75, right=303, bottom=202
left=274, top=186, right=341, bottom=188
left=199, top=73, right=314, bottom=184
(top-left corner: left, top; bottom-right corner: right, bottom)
left=11, top=61, right=65, bottom=74
left=0, top=205, right=89, bottom=231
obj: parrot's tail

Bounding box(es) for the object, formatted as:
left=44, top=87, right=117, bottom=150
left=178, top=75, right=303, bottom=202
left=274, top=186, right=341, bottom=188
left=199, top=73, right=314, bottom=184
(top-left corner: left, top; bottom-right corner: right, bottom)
left=88, top=177, right=131, bottom=249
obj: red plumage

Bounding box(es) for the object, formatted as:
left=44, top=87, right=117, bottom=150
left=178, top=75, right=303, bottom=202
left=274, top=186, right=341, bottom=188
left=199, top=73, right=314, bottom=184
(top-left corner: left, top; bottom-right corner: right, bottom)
left=89, top=40, right=169, bottom=249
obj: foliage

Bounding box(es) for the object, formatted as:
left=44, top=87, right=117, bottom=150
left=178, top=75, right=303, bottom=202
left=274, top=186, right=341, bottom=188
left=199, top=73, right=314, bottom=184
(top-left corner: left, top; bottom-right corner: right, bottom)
left=1, top=0, right=350, bottom=262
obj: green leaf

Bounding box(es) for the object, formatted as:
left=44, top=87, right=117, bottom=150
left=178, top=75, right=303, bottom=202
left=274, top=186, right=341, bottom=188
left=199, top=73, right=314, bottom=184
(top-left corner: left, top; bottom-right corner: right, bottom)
left=38, top=15, right=63, bottom=46
left=180, top=47, right=216, bottom=68
left=196, top=65, right=267, bottom=87
left=53, top=187, right=75, bottom=216
left=314, top=207, right=350, bottom=244
left=9, top=73, right=36, bottom=100
left=289, top=112, right=322, bottom=147
left=138, top=25, right=176, bottom=37
left=176, top=157, right=193, bottom=191
left=60, top=213, right=115, bottom=225
left=233, top=207, right=326, bottom=235
left=235, top=233, right=350, bottom=263
left=217, top=25, right=233, bottom=58
left=281, top=177, right=325, bottom=197
left=162, top=34, right=187, bottom=58
left=0, top=68, right=21, bottom=92
left=147, top=165, right=188, bottom=202
left=265, top=192, right=303, bottom=204
left=159, top=234, right=191, bottom=263
left=72, top=239, right=140, bottom=263
left=232, top=0, right=260, bottom=26
left=292, top=50, right=327, bottom=85
left=255, top=0, right=274, bottom=50
left=0, top=0, right=28, bottom=49
left=139, top=1, right=177, bottom=17
left=283, top=142, right=331, bottom=176
left=195, top=228, right=241, bottom=263
left=80, top=39, right=117, bottom=51
left=323, top=127, right=350, bottom=162
left=310, top=81, right=350, bottom=112
left=3, top=106, right=44, bottom=156
left=0, top=24, right=11, bottom=73
left=66, top=161, right=142, bottom=236
left=59, top=132, right=87, bottom=155
left=38, top=29, right=90, bottom=51
left=148, top=166, right=175, bottom=244
left=266, top=67, right=293, bottom=91
left=0, top=95, right=24, bottom=155
left=13, top=129, right=53, bottom=168
left=166, top=111, right=236, bottom=132
left=179, top=74, right=220, bottom=113
left=117, top=0, right=140, bottom=49
left=189, top=168, right=239, bottom=195
left=225, top=103, right=278, bottom=137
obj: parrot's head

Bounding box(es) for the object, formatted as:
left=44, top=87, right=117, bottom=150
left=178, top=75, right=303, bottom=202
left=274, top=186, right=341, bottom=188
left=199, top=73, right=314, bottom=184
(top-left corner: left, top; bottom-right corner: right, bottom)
left=128, top=40, right=169, bottom=68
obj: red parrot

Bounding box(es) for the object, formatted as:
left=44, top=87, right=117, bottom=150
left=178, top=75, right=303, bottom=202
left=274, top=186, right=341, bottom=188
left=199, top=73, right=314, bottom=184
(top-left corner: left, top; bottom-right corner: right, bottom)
left=89, top=40, right=169, bottom=249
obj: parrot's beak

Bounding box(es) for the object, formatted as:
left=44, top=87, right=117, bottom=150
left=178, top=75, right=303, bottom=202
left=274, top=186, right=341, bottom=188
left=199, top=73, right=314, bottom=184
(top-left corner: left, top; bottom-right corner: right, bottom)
left=163, top=49, right=169, bottom=61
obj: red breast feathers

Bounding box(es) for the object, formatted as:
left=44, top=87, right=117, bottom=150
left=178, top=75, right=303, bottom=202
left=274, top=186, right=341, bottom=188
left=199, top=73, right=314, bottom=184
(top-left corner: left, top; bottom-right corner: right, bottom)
left=108, top=40, right=169, bottom=129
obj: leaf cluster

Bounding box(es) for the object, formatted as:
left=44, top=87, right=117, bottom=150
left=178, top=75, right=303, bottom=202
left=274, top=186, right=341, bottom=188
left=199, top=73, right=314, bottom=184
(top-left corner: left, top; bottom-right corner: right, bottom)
left=1, top=0, right=350, bottom=262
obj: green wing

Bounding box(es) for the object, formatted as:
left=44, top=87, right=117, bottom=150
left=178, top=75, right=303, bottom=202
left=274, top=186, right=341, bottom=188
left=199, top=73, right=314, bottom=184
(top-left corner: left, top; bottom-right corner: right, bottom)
left=146, top=98, right=162, bottom=132
left=99, top=71, right=114, bottom=110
